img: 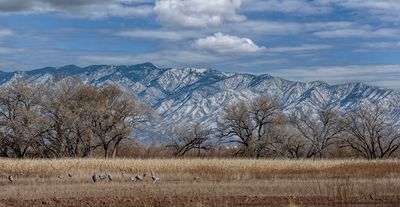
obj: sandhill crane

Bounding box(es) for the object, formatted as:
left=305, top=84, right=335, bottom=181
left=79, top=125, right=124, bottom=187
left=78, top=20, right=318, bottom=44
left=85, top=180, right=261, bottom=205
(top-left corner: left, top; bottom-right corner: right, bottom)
left=151, top=170, right=160, bottom=184
left=91, top=172, right=97, bottom=183
left=130, top=173, right=144, bottom=182
left=98, top=174, right=107, bottom=181
left=106, top=171, right=112, bottom=181
left=8, top=175, right=14, bottom=183
left=193, top=176, right=201, bottom=182
left=57, top=175, right=64, bottom=180
left=130, top=176, right=139, bottom=182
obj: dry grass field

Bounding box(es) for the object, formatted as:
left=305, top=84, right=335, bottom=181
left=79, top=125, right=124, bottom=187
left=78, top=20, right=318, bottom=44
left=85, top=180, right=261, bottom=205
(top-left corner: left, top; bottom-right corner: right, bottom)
left=0, top=159, right=400, bottom=207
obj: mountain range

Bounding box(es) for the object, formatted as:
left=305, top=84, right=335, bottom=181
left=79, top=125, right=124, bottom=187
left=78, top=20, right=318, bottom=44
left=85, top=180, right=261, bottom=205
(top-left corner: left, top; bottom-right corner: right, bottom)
left=1, top=63, right=399, bottom=138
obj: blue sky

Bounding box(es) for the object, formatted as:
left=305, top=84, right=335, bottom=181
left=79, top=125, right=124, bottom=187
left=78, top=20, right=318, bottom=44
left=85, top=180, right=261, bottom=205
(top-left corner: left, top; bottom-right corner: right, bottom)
left=0, top=0, right=399, bottom=89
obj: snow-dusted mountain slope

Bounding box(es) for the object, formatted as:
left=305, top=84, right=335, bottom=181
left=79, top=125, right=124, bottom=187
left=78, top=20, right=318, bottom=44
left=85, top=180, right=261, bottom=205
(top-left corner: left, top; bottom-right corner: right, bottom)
left=2, top=63, right=400, bottom=128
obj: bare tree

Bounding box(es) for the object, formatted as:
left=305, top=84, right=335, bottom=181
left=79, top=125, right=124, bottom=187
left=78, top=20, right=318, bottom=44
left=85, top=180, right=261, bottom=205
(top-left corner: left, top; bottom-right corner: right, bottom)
left=72, top=84, right=101, bottom=157
left=166, top=121, right=212, bottom=157
left=38, top=78, right=87, bottom=157
left=88, top=85, right=151, bottom=158
left=292, top=107, right=344, bottom=158
left=0, top=81, right=46, bottom=158
left=0, top=78, right=152, bottom=159
left=342, top=104, right=400, bottom=159
left=219, top=96, right=282, bottom=157
left=258, top=120, right=295, bottom=158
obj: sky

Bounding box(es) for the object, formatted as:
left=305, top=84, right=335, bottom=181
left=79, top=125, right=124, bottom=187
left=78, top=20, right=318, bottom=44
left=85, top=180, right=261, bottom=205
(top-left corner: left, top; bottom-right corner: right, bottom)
left=0, top=0, right=399, bottom=89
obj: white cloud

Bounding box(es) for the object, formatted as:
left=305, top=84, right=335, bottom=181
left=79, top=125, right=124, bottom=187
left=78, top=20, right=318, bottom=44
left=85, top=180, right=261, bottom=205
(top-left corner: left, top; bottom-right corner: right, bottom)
left=0, top=0, right=154, bottom=18
left=193, top=33, right=265, bottom=53
left=117, top=29, right=197, bottom=40
left=153, top=0, right=245, bottom=28
left=269, top=44, right=333, bottom=53
left=242, top=0, right=332, bottom=15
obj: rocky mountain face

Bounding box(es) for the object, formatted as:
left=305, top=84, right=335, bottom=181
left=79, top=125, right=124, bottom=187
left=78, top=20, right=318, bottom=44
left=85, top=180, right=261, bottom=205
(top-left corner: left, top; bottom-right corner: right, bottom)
left=2, top=63, right=400, bottom=133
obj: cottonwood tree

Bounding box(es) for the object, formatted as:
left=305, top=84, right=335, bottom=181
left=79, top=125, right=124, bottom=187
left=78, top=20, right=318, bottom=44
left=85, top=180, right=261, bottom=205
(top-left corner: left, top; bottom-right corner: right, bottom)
left=38, top=78, right=87, bottom=157
left=343, top=104, right=400, bottom=159
left=219, top=96, right=283, bottom=157
left=166, top=121, right=212, bottom=157
left=258, top=120, right=295, bottom=158
left=72, top=84, right=102, bottom=157
left=0, top=81, right=46, bottom=158
left=88, top=85, right=151, bottom=158
left=292, top=107, right=344, bottom=158
left=0, top=79, right=152, bottom=159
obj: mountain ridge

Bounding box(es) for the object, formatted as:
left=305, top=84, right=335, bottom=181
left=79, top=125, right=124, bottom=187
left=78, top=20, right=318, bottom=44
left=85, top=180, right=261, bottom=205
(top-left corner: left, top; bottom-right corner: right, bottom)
left=1, top=63, right=399, bottom=131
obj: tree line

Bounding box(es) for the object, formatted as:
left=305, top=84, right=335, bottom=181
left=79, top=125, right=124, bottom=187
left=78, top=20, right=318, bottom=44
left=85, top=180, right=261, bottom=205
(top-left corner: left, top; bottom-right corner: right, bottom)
left=0, top=79, right=399, bottom=159
left=0, top=79, right=151, bottom=158
left=166, top=96, right=400, bottom=159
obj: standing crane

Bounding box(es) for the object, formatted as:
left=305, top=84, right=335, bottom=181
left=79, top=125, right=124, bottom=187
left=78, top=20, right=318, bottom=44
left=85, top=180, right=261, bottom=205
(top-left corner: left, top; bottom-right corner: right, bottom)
left=8, top=175, right=15, bottom=183
left=91, top=172, right=97, bottom=183
left=151, top=170, right=160, bottom=184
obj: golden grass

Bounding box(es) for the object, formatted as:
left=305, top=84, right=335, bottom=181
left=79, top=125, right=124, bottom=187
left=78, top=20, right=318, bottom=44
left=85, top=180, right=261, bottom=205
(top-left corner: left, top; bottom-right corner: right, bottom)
left=1, top=158, right=400, bottom=179
left=0, top=159, right=399, bottom=207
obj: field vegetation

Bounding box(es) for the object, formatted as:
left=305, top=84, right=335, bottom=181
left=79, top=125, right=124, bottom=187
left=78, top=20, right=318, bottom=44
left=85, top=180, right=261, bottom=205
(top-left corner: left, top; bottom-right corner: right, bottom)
left=0, top=159, right=400, bottom=206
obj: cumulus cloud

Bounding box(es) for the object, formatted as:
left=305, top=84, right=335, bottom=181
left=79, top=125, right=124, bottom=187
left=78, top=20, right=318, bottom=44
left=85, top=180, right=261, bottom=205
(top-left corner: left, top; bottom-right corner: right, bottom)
left=193, top=33, right=265, bottom=53
left=0, top=0, right=153, bottom=18
left=153, top=0, right=245, bottom=28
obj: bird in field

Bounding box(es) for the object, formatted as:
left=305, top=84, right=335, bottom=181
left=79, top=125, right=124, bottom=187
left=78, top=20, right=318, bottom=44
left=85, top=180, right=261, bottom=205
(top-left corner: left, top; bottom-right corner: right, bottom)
left=193, top=176, right=201, bottom=182
left=91, top=172, right=97, bottom=183
left=68, top=171, right=73, bottom=178
left=151, top=170, right=160, bottom=184
left=8, top=175, right=15, bottom=183
left=57, top=175, right=64, bottom=180
left=131, top=173, right=146, bottom=182
left=98, top=174, right=107, bottom=181
left=130, top=175, right=139, bottom=182
left=106, top=171, right=112, bottom=181
left=130, top=173, right=144, bottom=182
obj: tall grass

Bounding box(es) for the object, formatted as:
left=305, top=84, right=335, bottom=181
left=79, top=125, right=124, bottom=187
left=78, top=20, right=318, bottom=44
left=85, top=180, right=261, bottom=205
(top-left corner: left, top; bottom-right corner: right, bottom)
left=1, top=159, right=399, bottom=179
left=1, top=159, right=399, bottom=206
